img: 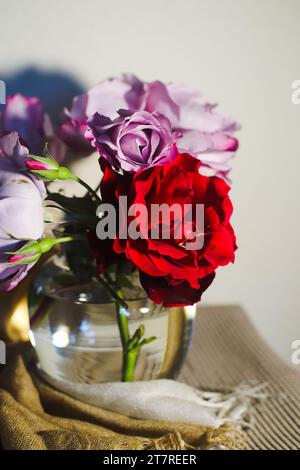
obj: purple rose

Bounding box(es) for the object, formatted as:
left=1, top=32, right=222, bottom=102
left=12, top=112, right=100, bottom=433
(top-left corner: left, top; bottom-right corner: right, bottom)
left=0, top=94, right=65, bottom=161
left=162, top=82, right=239, bottom=182
left=59, top=75, right=239, bottom=182
left=0, top=132, right=46, bottom=291
left=86, top=110, right=176, bottom=172
left=142, top=81, right=239, bottom=181
left=58, top=74, right=145, bottom=155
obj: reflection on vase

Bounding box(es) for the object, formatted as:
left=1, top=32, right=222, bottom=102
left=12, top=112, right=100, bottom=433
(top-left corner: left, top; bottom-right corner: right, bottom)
left=29, top=255, right=196, bottom=383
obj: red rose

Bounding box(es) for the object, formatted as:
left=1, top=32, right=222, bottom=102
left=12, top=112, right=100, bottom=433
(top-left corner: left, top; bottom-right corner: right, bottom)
left=99, top=153, right=236, bottom=306
left=139, top=271, right=216, bottom=307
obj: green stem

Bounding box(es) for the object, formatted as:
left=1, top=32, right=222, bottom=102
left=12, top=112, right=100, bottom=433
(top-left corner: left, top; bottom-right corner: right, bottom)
left=95, top=276, right=144, bottom=382
left=47, top=235, right=85, bottom=250
left=104, top=271, right=117, bottom=288
left=115, top=290, right=139, bottom=382
left=115, top=299, right=129, bottom=348
left=53, top=236, right=78, bottom=245
left=122, top=348, right=139, bottom=382
left=96, top=276, right=128, bottom=309
left=75, top=177, right=101, bottom=203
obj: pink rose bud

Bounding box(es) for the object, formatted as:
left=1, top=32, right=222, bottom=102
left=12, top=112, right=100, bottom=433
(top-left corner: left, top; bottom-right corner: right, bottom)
left=5, top=237, right=76, bottom=269
left=8, top=253, right=39, bottom=264
left=25, top=159, right=54, bottom=171
left=25, top=154, right=77, bottom=182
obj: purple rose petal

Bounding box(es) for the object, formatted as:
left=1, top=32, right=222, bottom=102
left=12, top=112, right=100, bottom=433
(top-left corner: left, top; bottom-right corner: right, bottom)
left=87, top=110, right=176, bottom=172
left=0, top=132, right=46, bottom=291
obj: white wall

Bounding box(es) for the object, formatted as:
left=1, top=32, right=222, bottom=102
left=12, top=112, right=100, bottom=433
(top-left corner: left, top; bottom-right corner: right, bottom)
left=1, top=0, right=300, bottom=366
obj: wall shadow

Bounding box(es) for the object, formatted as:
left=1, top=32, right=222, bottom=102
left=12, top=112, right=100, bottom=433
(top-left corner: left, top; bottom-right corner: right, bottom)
left=0, top=66, right=84, bottom=123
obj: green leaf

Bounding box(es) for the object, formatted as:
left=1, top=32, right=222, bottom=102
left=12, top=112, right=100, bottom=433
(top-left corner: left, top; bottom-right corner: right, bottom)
left=128, top=325, right=145, bottom=351
left=47, top=193, right=97, bottom=214
left=138, top=336, right=157, bottom=349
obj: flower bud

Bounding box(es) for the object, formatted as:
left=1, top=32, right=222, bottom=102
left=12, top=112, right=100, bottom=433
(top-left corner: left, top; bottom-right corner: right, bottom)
left=25, top=154, right=77, bottom=182
left=7, top=240, right=42, bottom=266
left=6, top=237, right=74, bottom=267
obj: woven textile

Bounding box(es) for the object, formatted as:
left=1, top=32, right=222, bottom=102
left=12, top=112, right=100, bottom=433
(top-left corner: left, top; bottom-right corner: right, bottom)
left=180, top=306, right=300, bottom=450
left=0, top=305, right=299, bottom=450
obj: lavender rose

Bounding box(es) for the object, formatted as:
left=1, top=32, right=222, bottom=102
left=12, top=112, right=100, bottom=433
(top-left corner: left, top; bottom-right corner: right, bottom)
left=86, top=110, right=176, bottom=172
left=0, top=94, right=65, bottom=161
left=59, top=75, right=238, bottom=182
left=0, top=132, right=46, bottom=291
left=58, top=74, right=144, bottom=155
left=161, top=82, right=239, bottom=182
left=140, top=80, right=239, bottom=182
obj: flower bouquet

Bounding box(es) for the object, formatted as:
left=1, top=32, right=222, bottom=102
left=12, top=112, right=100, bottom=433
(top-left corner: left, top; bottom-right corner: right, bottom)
left=0, top=75, right=238, bottom=383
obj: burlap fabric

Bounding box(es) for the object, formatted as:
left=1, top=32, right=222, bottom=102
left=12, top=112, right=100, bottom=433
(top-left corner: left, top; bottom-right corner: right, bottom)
left=0, top=349, right=246, bottom=450
left=0, top=304, right=299, bottom=450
